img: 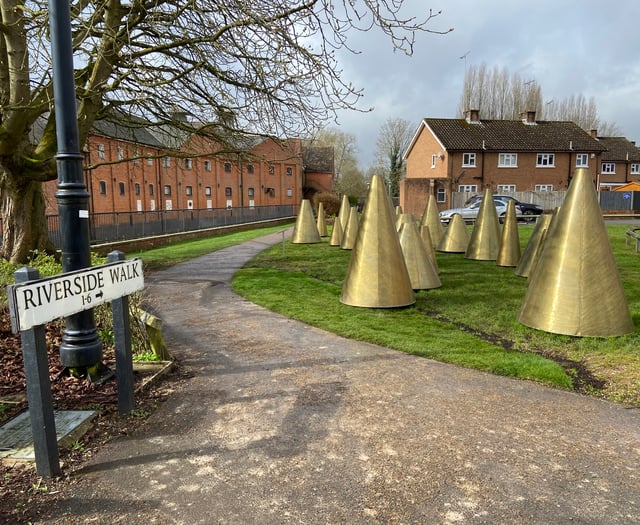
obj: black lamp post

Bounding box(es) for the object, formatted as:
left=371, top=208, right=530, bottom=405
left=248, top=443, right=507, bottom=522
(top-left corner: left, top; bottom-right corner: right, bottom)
left=48, top=0, right=103, bottom=378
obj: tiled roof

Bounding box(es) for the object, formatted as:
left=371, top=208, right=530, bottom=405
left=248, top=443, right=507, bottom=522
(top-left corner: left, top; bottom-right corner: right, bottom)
left=92, top=116, right=165, bottom=148
left=597, top=137, right=640, bottom=162
left=423, top=118, right=607, bottom=153
left=302, top=146, right=334, bottom=172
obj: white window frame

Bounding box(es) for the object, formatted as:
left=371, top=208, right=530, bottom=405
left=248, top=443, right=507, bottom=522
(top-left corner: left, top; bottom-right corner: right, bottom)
left=162, top=156, right=171, bottom=168
left=631, top=164, right=640, bottom=175
left=576, top=153, right=588, bottom=168
left=205, top=186, right=212, bottom=196
left=184, top=158, right=193, bottom=170
left=601, top=162, right=615, bottom=174
left=497, top=184, right=516, bottom=192
left=498, top=153, right=518, bottom=167
left=536, top=153, right=555, bottom=167
left=436, top=187, right=446, bottom=203
left=535, top=184, right=553, bottom=192
left=204, top=160, right=212, bottom=172
left=287, top=188, right=293, bottom=197
left=185, top=185, right=193, bottom=196
left=458, top=184, right=477, bottom=193
left=147, top=156, right=153, bottom=166
left=462, top=153, right=476, bottom=167
left=117, top=147, right=124, bottom=161
left=97, top=143, right=105, bottom=159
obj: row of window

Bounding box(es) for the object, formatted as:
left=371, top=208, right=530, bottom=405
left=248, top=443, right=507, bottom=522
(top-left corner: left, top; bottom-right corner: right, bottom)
left=98, top=181, right=294, bottom=198
left=457, top=184, right=554, bottom=193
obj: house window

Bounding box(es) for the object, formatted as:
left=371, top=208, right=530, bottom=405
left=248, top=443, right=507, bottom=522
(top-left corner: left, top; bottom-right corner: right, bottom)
left=497, top=184, right=516, bottom=192
left=462, top=153, right=476, bottom=167
left=147, top=156, right=153, bottom=166
left=431, top=154, right=437, bottom=168
left=162, top=156, right=170, bottom=168
left=248, top=187, right=254, bottom=197
left=134, top=183, right=141, bottom=195
left=436, top=187, right=446, bottom=203
left=99, top=180, right=107, bottom=194
left=536, top=153, right=555, bottom=167
left=498, top=153, right=518, bottom=167
left=268, top=165, right=275, bottom=175
left=204, top=160, right=212, bottom=172
left=225, top=187, right=232, bottom=197
left=97, top=143, right=105, bottom=159
left=459, top=184, right=477, bottom=192
left=184, top=158, right=192, bottom=170
left=117, top=147, right=124, bottom=161
left=287, top=188, right=293, bottom=197
left=118, top=182, right=125, bottom=196
left=163, top=185, right=171, bottom=195
left=205, top=186, right=212, bottom=196
left=535, top=184, right=553, bottom=192
left=631, top=164, right=640, bottom=174
left=576, top=153, right=589, bottom=168
left=247, top=164, right=254, bottom=174
left=133, top=149, right=140, bottom=165
left=148, top=184, right=154, bottom=196
left=286, top=167, right=293, bottom=176
left=185, top=185, right=193, bottom=196
left=601, top=162, right=615, bottom=174
left=224, top=162, right=232, bottom=172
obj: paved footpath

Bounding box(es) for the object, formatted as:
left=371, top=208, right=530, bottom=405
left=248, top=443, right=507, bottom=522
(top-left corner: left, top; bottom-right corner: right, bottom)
left=42, top=229, right=640, bottom=524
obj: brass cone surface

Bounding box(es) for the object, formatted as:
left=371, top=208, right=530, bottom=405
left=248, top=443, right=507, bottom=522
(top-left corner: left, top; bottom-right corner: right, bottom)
left=395, top=205, right=403, bottom=215
left=316, top=202, right=328, bottom=237
left=465, top=188, right=501, bottom=260
left=340, top=175, right=415, bottom=308
left=329, top=216, right=343, bottom=246
left=340, top=207, right=359, bottom=250
left=291, top=199, right=321, bottom=244
left=399, top=222, right=441, bottom=290
left=515, top=213, right=553, bottom=277
left=437, top=214, right=470, bottom=253
left=496, top=200, right=521, bottom=267
left=396, top=213, right=415, bottom=231
left=338, top=195, right=351, bottom=235
left=420, top=194, right=444, bottom=247
left=420, top=225, right=439, bottom=273
left=519, top=168, right=634, bottom=336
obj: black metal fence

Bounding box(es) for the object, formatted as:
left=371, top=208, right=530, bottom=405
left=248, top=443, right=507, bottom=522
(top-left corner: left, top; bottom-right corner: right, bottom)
left=46, top=205, right=297, bottom=248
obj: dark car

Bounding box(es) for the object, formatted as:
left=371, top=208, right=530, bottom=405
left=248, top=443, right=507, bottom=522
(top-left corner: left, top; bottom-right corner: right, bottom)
left=464, top=194, right=543, bottom=221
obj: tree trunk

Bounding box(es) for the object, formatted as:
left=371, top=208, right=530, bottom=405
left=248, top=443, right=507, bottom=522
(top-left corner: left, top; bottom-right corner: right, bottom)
left=1, top=174, right=54, bottom=264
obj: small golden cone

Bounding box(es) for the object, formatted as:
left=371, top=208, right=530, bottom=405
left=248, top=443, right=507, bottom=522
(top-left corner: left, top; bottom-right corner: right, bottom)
left=316, top=202, right=328, bottom=237
left=396, top=213, right=415, bottom=231
left=338, top=195, right=351, bottom=234
left=420, top=194, right=444, bottom=247
left=420, top=225, right=439, bottom=273
left=515, top=213, right=553, bottom=277
left=437, top=213, right=470, bottom=253
left=340, top=175, right=415, bottom=308
left=329, top=215, right=343, bottom=246
left=291, top=199, right=321, bottom=244
left=496, top=200, right=521, bottom=267
left=465, top=188, right=501, bottom=261
left=340, top=207, right=359, bottom=250
left=399, top=221, right=441, bottom=290
left=395, top=205, right=403, bottom=215
left=519, top=168, right=634, bottom=336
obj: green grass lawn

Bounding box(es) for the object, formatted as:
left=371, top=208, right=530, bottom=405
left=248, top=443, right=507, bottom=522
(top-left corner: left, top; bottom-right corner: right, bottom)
left=232, top=224, right=640, bottom=405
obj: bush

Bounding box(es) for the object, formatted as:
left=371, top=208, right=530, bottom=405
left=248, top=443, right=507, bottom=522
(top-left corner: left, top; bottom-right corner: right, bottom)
left=313, top=192, right=340, bottom=216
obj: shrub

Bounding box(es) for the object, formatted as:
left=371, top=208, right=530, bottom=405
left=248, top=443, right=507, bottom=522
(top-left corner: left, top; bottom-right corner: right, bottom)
left=313, top=192, right=340, bottom=216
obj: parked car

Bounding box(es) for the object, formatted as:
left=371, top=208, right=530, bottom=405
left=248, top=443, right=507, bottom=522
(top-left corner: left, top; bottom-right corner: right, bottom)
left=464, top=194, right=543, bottom=220
left=439, top=198, right=523, bottom=224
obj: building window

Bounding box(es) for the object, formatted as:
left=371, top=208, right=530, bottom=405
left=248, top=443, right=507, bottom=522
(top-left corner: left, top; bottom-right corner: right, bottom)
left=498, top=153, right=518, bottom=167
left=149, top=184, right=154, bottom=196
left=117, top=147, right=124, bottom=161
left=205, top=186, right=212, bottom=196
left=162, top=156, right=170, bottom=168
left=536, top=153, right=555, bottom=167
left=204, top=160, right=212, bottom=172
left=134, top=183, right=141, bottom=195
left=576, top=153, right=589, bottom=168
left=133, top=149, right=140, bottom=165
left=147, top=156, right=153, bottom=166
left=535, top=184, right=553, bottom=192
left=99, top=180, right=107, bottom=194
left=185, top=185, right=193, bottom=196
left=225, top=186, right=232, bottom=197
left=497, top=184, right=516, bottom=192
left=163, top=185, right=171, bottom=195
left=184, top=158, right=193, bottom=170
left=224, top=162, right=232, bottom=172
left=287, top=188, right=293, bottom=197
left=247, top=164, right=254, bottom=174
left=431, top=154, right=437, bottom=168
left=462, top=153, right=476, bottom=167
left=601, top=162, right=615, bottom=174
left=631, top=164, right=640, bottom=174
left=248, top=187, right=254, bottom=197
left=459, top=184, right=477, bottom=192
left=286, top=166, right=293, bottom=176
left=97, top=143, right=105, bottom=159
left=436, top=187, right=446, bottom=203
left=268, top=165, right=275, bottom=175
left=118, top=182, right=126, bottom=196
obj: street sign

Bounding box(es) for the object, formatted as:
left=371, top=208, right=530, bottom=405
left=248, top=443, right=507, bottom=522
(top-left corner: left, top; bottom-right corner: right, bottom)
left=7, top=258, right=144, bottom=333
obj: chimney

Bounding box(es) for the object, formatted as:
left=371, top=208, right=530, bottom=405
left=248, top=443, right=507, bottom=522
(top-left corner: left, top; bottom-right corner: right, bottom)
left=520, top=110, right=536, bottom=124
left=590, top=129, right=598, bottom=138
left=465, top=109, right=480, bottom=124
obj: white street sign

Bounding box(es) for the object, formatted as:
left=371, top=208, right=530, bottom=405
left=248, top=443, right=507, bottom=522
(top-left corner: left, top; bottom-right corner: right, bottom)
left=8, top=258, right=144, bottom=333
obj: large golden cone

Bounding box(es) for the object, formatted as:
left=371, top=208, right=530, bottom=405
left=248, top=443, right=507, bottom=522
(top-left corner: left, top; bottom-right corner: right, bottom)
left=515, top=213, right=553, bottom=277
left=420, top=194, right=444, bottom=247
left=399, top=222, right=441, bottom=290
left=496, top=200, right=521, bottom=267
left=340, top=175, right=415, bottom=308
left=526, top=207, right=561, bottom=281
left=465, top=188, right=501, bottom=260
left=328, top=215, right=343, bottom=246
left=291, top=199, right=321, bottom=244
left=519, top=168, right=634, bottom=336
left=420, top=225, right=439, bottom=273
left=437, top=213, right=470, bottom=253
left=396, top=213, right=415, bottom=231
left=338, top=195, right=351, bottom=234
left=340, top=207, right=359, bottom=250
left=316, top=202, right=328, bottom=237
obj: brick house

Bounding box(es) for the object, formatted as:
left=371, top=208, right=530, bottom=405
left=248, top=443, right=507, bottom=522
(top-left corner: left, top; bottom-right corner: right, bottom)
left=594, top=135, right=640, bottom=189
left=302, top=146, right=335, bottom=200
left=400, top=110, right=607, bottom=217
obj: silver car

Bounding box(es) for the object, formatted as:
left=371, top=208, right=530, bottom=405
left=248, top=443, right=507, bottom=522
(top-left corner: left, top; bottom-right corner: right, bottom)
left=439, top=198, right=523, bottom=224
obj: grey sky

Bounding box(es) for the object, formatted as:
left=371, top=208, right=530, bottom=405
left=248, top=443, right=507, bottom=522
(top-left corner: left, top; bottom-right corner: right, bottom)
left=333, top=1, right=640, bottom=168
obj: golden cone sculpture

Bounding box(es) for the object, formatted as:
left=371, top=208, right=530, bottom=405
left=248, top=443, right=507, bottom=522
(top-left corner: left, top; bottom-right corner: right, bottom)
left=395, top=205, right=403, bottom=215
left=420, top=225, right=439, bottom=273
left=515, top=213, right=553, bottom=277
left=316, top=202, right=328, bottom=237
left=465, top=188, right=501, bottom=261
left=340, top=175, right=415, bottom=308
left=340, top=207, right=359, bottom=250
left=329, top=216, right=343, bottom=246
left=519, top=168, right=633, bottom=336
left=420, top=194, right=444, bottom=247
left=338, top=195, right=351, bottom=235
left=291, top=199, right=321, bottom=244
left=496, top=200, right=521, bottom=267
left=396, top=213, right=415, bottom=232
left=399, top=222, right=441, bottom=290
left=437, top=213, right=470, bottom=253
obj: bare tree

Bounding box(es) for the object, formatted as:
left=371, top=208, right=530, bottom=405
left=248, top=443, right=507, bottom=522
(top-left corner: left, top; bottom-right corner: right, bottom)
left=0, top=1, right=451, bottom=263
left=374, top=117, right=413, bottom=198
left=543, top=94, right=621, bottom=135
